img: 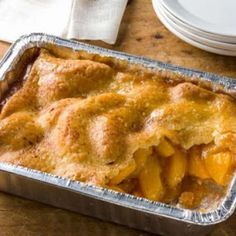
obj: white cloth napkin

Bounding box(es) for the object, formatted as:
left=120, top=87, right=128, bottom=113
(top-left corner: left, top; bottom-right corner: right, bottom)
left=0, top=0, right=128, bottom=44
left=0, top=0, right=72, bottom=43
left=68, top=0, right=128, bottom=44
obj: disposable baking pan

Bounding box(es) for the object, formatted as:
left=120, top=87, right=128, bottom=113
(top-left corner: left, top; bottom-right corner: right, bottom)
left=0, top=33, right=235, bottom=236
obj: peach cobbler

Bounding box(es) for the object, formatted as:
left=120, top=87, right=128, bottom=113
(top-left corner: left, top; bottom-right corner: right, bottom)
left=0, top=49, right=235, bottom=209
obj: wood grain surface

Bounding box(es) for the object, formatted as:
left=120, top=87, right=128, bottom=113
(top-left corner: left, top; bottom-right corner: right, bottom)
left=0, top=0, right=235, bottom=235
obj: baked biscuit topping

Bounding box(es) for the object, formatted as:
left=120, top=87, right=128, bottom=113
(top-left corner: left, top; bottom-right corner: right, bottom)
left=0, top=50, right=235, bottom=209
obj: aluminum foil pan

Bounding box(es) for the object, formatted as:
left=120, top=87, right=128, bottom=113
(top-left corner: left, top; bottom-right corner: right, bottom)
left=0, top=33, right=235, bottom=236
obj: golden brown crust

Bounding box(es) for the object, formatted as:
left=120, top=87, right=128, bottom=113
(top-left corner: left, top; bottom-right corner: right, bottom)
left=0, top=50, right=236, bottom=189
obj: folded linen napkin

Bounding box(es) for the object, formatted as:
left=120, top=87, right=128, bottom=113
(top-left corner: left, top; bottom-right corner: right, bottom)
left=0, top=0, right=128, bottom=44
left=68, top=0, right=128, bottom=44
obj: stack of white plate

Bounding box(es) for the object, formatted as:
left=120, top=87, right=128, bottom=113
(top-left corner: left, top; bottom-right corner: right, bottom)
left=152, top=0, right=236, bottom=56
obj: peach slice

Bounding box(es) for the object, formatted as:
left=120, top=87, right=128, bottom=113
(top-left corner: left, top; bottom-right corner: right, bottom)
left=189, top=147, right=209, bottom=179
left=205, top=152, right=232, bottom=186
left=110, top=160, right=136, bottom=185
left=156, top=138, right=175, bottom=158
left=133, top=148, right=152, bottom=175
left=139, top=155, right=164, bottom=201
left=166, top=150, right=187, bottom=188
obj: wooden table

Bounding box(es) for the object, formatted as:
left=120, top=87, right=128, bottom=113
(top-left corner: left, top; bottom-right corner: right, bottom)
left=0, top=1, right=235, bottom=235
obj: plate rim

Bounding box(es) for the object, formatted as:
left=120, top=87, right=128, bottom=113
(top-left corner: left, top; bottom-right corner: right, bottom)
left=160, top=0, right=236, bottom=43
left=158, top=2, right=236, bottom=50
left=153, top=0, right=236, bottom=56
left=161, top=0, right=236, bottom=37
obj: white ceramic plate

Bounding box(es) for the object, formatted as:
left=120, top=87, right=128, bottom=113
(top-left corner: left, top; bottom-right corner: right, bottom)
left=157, top=2, right=236, bottom=50
left=152, top=0, right=236, bottom=56
left=162, top=0, right=236, bottom=37
left=160, top=0, right=236, bottom=44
